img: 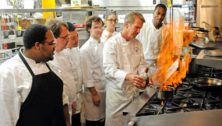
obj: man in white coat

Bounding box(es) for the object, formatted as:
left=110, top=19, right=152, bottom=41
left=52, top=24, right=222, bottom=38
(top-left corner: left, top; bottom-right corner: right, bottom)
left=103, top=12, right=148, bottom=126
left=46, top=20, right=74, bottom=126
left=80, top=16, right=105, bottom=126
left=0, top=24, right=66, bottom=126
left=47, top=20, right=84, bottom=126
left=66, top=22, right=83, bottom=126
left=137, top=3, right=167, bottom=66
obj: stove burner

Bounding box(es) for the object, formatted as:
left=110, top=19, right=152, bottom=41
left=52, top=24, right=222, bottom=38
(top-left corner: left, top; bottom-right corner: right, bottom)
left=136, top=66, right=222, bottom=116
left=136, top=78, right=222, bottom=116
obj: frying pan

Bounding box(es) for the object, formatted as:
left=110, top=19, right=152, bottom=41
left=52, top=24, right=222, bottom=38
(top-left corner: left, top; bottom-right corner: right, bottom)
left=156, top=86, right=174, bottom=100
left=190, top=77, right=222, bottom=91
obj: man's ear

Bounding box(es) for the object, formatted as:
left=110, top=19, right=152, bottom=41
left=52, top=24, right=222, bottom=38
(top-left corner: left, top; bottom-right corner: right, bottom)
left=34, top=42, right=41, bottom=50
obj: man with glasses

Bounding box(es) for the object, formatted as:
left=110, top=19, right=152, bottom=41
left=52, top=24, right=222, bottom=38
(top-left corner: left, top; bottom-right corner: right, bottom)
left=45, top=19, right=70, bottom=53
left=0, top=24, right=66, bottom=126
left=46, top=19, right=78, bottom=126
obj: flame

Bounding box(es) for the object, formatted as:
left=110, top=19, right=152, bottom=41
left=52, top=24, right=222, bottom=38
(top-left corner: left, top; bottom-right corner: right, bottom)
left=151, top=18, right=196, bottom=89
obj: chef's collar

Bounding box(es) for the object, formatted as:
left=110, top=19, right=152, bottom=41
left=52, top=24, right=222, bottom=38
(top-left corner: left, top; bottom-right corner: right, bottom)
left=89, top=36, right=101, bottom=44
left=19, top=47, right=44, bottom=65
left=119, top=32, right=129, bottom=44
left=103, top=29, right=110, bottom=36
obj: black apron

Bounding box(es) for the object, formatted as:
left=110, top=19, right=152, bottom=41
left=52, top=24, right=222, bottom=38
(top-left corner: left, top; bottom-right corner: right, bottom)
left=16, top=52, right=66, bottom=126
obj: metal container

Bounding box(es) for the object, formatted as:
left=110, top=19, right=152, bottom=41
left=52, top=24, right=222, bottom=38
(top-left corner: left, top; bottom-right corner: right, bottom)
left=156, top=86, right=174, bottom=100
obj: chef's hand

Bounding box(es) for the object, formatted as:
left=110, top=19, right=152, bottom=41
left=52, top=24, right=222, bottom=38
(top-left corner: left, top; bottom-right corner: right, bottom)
left=88, top=87, right=101, bottom=106
left=92, top=93, right=101, bottom=106
left=126, top=73, right=146, bottom=89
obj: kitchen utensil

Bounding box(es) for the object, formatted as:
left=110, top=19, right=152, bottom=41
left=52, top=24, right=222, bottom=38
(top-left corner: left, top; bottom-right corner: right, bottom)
left=156, top=86, right=174, bottom=100
left=191, top=77, right=222, bottom=91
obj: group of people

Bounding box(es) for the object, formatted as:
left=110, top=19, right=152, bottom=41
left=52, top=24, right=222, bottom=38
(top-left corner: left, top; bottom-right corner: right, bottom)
left=0, top=3, right=167, bottom=126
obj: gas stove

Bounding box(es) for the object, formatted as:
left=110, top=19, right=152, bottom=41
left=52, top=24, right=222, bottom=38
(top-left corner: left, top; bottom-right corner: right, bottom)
left=136, top=83, right=222, bottom=116
left=136, top=72, right=222, bottom=117
left=123, top=66, right=222, bottom=126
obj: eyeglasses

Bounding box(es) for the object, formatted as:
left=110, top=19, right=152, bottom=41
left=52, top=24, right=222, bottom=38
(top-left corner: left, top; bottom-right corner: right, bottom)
left=107, top=19, right=118, bottom=23
left=43, top=41, right=55, bottom=46
left=59, top=34, right=69, bottom=40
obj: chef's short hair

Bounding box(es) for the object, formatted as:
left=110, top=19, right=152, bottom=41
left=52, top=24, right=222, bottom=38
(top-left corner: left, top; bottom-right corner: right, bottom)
left=124, top=12, right=145, bottom=24
left=23, top=24, right=49, bottom=49
left=45, top=19, right=68, bottom=38
left=154, top=4, right=167, bottom=12
left=67, top=22, right=76, bottom=31
left=85, top=16, right=104, bottom=33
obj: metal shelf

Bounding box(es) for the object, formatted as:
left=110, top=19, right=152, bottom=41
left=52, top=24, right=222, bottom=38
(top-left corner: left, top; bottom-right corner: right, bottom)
left=106, top=6, right=155, bottom=12
left=0, top=47, right=20, bottom=52
left=0, top=37, right=23, bottom=44
left=0, top=47, right=19, bottom=64
left=0, top=7, right=106, bottom=13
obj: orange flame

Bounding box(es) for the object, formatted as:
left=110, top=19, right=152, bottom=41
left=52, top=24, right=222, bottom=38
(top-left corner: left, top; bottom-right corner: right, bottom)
left=151, top=18, right=195, bottom=89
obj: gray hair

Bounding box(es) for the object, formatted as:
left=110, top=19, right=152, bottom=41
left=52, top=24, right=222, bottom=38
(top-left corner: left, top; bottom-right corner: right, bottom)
left=124, top=12, right=145, bottom=24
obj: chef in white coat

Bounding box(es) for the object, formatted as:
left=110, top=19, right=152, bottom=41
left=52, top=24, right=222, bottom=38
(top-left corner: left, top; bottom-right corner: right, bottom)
left=65, top=22, right=83, bottom=126
left=0, top=24, right=67, bottom=126
left=80, top=16, right=105, bottom=126
left=46, top=19, right=74, bottom=126
left=101, top=11, right=118, bottom=43
left=103, top=12, right=148, bottom=126
left=137, top=3, right=167, bottom=66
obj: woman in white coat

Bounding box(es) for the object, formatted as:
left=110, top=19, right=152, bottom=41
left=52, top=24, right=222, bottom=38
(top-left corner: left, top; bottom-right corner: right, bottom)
left=101, top=11, right=118, bottom=43
left=103, top=12, right=148, bottom=126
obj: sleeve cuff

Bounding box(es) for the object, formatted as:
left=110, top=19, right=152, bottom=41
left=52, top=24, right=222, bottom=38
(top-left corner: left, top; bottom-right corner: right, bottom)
left=115, top=71, right=127, bottom=89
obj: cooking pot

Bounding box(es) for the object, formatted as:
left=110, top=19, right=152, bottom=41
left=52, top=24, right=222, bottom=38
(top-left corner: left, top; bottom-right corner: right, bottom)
left=156, top=86, right=174, bottom=100
left=190, top=77, right=222, bottom=91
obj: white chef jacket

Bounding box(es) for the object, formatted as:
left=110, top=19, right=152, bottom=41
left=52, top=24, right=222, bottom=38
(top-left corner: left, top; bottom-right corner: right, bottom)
left=103, top=33, right=147, bottom=126
left=137, top=19, right=164, bottom=66
left=62, top=47, right=83, bottom=114
left=49, top=48, right=83, bottom=116
left=0, top=49, right=68, bottom=126
left=101, top=29, right=118, bottom=43
left=80, top=36, right=106, bottom=121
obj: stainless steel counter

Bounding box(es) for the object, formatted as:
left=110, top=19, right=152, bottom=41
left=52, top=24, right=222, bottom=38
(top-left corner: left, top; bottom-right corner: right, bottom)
left=123, top=87, right=156, bottom=116
left=196, top=50, right=222, bottom=70
left=134, top=109, right=222, bottom=126
left=190, top=41, right=222, bottom=49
